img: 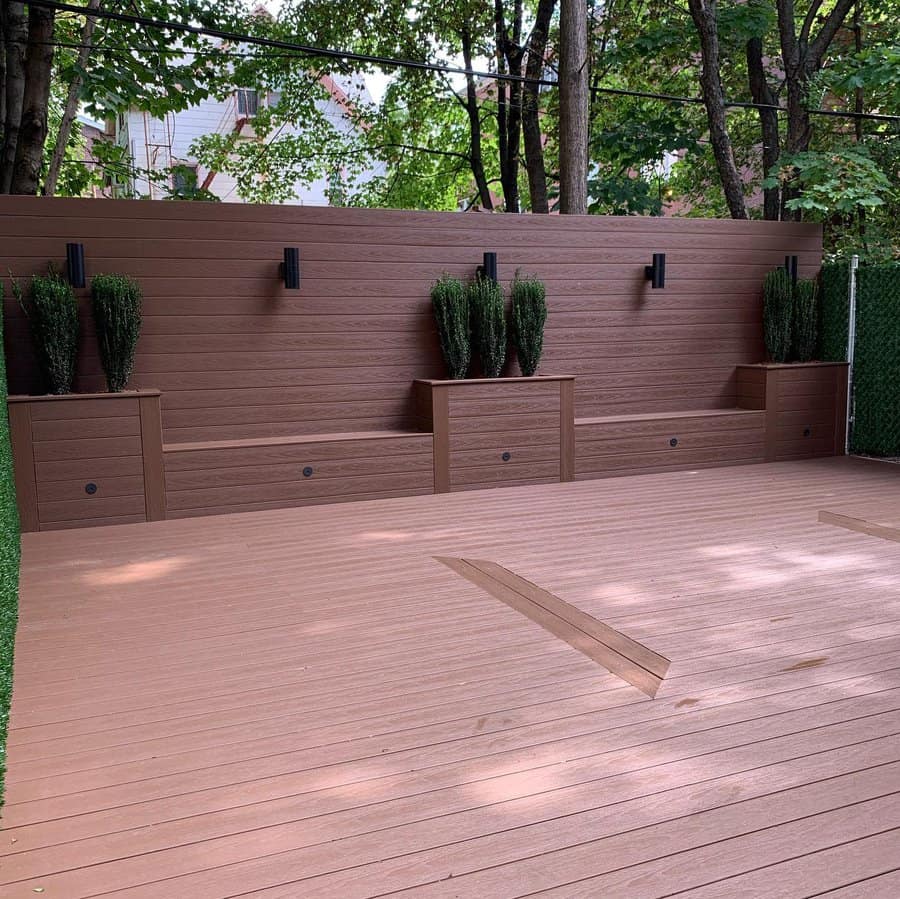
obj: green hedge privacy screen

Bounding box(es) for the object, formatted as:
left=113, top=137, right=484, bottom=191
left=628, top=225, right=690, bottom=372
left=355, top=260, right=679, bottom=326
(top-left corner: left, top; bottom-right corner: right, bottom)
left=821, top=261, right=900, bottom=456
left=0, top=287, right=21, bottom=808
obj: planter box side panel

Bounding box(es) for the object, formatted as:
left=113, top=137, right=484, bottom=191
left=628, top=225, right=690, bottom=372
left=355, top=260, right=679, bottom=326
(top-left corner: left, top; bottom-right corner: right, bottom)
left=443, top=380, right=563, bottom=493
left=8, top=392, right=166, bottom=530
left=736, top=364, right=849, bottom=461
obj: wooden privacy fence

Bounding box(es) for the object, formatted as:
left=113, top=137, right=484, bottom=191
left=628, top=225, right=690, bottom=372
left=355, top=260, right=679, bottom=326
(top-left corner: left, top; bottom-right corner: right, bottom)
left=0, top=197, right=847, bottom=529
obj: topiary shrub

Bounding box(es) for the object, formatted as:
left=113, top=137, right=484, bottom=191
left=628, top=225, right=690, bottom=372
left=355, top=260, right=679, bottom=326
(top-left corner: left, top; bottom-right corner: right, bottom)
left=431, top=275, right=470, bottom=379
left=91, top=274, right=143, bottom=392
left=468, top=275, right=506, bottom=378
left=15, top=267, right=79, bottom=394
left=763, top=267, right=793, bottom=363
left=510, top=273, right=547, bottom=376
left=791, top=278, right=818, bottom=363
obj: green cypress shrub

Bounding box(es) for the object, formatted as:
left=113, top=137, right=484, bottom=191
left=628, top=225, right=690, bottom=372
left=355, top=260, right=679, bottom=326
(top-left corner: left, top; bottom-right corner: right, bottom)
left=763, top=267, right=793, bottom=363
left=468, top=276, right=507, bottom=378
left=511, top=274, right=548, bottom=376
left=791, top=278, right=818, bottom=363
left=91, top=274, right=143, bottom=392
left=15, top=268, right=79, bottom=394
left=430, top=275, right=470, bottom=379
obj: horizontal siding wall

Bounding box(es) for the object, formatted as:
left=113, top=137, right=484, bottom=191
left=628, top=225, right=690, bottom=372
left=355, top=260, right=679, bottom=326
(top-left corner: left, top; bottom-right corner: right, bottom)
left=0, top=197, right=823, bottom=445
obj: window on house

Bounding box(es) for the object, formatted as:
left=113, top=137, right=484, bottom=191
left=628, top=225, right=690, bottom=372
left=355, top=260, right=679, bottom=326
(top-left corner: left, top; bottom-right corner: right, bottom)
left=236, top=89, right=259, bottom=117
left=172, top=164, right=199, bottom=195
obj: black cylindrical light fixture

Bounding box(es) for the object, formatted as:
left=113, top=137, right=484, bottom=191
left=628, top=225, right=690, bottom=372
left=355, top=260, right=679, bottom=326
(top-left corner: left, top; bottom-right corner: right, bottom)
left=644, top=252, right=666, bottom=289
left=66, top=242, right=85, bottom=288
left=283, top=247, right=300, bottom=290
left=784, top=255, right=799, bottom=285
left=482, top=251, right=498, bottom=282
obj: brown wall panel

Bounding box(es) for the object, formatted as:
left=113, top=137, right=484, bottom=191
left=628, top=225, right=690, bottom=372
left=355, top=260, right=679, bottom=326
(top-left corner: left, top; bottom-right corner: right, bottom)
left=2, top=197, right=822, bottom=442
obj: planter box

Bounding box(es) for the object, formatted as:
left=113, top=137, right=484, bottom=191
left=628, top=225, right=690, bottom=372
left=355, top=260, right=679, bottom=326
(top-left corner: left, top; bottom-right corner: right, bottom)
left=736, top=362, right=849, bottom=461
left=413, top=376, right=575, bottom=493
left=7, top=390, right=166, bottom=531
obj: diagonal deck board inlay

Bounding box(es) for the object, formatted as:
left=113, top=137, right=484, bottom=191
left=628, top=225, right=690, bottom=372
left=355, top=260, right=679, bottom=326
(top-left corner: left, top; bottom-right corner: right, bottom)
left=819, top=505, right=900, bottom=545
left=435, top=556, right=670, bottom=697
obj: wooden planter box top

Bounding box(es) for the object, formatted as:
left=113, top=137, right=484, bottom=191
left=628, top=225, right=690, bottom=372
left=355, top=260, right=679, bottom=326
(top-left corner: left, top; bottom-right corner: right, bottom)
left=8, top=389, right=162, bottom=403
left=413, top=375, right=575, bottom=387
left=736, top=362, right=848, bottom=370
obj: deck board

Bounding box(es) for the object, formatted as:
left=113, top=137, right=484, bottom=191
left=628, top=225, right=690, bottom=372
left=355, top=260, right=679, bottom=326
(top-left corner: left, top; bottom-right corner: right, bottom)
left=2, top=456, right=899, bottom=897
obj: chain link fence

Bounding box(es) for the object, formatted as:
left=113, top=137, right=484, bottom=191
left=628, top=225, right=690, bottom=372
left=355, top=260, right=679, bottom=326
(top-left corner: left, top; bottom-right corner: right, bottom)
left=820, top=261, right=900, bottom=457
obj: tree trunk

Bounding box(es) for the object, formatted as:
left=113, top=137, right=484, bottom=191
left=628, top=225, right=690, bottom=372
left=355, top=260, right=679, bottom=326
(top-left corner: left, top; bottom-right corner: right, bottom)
left=1, top=3, right=28, bottom=194
left=775, top=0, right=857, bottom=219
left=44, top=0, right=102, bottom=197
left=745, top=36, right=781, bottom=220
left=853, top=1, right=865, bottom=244
left=494, top=1, right=510, bottom=209
left=522, top=0, right=554, bottom=213
left=503, top=0, right=523, bottom=214
left=494, top=0, right=523, bottom=213
left=687, top=0, right=748, bottom=219
left=558, top=0, right=589, bottom=214
left=461, top=27, right=493, bottom=210
left=10, top=6, right=55, bottom=195
left=0, top=2, right=7, bottom=143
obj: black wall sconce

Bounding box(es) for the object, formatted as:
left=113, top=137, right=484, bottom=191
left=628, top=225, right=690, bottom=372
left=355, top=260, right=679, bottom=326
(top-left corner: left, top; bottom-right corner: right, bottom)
left=282, top=247, right=300, bottom=290
left=66, top=242, right=85, bottom=288
left=477, top=251, right=498, bottom=282
left=784, top=255, right=799, bottom=285
left=644, top=252, right=666, bottom=289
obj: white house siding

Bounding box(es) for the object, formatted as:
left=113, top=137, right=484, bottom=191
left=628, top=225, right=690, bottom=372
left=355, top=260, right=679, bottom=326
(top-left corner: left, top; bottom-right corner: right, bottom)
left=120, top=82, right=381, bottom=204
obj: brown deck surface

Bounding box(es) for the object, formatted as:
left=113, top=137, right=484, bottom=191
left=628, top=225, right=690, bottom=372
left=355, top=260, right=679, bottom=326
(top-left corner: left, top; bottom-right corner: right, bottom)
left=2, top=457, right=900, bottom=897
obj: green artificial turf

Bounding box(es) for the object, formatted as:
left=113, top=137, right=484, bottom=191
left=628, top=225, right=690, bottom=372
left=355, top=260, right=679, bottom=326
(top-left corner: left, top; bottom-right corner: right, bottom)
left=0, top=285, right=21, bottom=810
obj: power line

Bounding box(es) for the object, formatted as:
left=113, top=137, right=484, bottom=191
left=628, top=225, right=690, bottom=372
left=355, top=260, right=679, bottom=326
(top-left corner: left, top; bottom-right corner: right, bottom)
left=27, top=0, right=900, bottom=124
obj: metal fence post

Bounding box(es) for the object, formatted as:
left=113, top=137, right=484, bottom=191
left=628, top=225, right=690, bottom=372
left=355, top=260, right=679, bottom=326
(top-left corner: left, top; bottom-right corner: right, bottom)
left=845, top=255, right=859, bottom=454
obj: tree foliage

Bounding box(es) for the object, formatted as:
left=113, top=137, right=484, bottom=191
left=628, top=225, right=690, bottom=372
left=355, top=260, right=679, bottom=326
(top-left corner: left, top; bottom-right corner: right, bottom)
left=511, top=273, right=547, bottom=376
left=91, top=273, right=142, bottom=393
left=431, top=275, right=471, bottom=379
left=14, top=268, right=79, bottom=395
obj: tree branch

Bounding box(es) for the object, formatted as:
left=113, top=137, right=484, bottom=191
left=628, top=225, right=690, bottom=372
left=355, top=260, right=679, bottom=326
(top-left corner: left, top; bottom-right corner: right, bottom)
left=370, top=142, right=471, bottom=162
left=809, top=0, right=857, bottom=69
left=43, top=0, right=103, bottom=196
left=799, top=0, right=824, bottom=46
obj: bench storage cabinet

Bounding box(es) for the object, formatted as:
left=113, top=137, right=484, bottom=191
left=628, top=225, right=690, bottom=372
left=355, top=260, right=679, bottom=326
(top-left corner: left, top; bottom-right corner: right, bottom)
left=413, top=376, right=575, bottom=493
left=576, top=408, right=767, bottom=480
left=8, top=390, right=166, bottom=531
left=163, top=431, right=434, bottom=518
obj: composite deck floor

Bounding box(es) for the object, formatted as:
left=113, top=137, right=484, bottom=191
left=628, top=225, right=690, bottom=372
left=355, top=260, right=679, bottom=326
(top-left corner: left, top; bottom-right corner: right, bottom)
left=2, top=457, right=900, bottom=897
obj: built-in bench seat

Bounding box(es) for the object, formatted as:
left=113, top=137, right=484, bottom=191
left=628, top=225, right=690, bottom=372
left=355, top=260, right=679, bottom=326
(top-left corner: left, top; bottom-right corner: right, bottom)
left=575, top=408, right=768, bottom=480
left=162, top=429, right=434, bottom=520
